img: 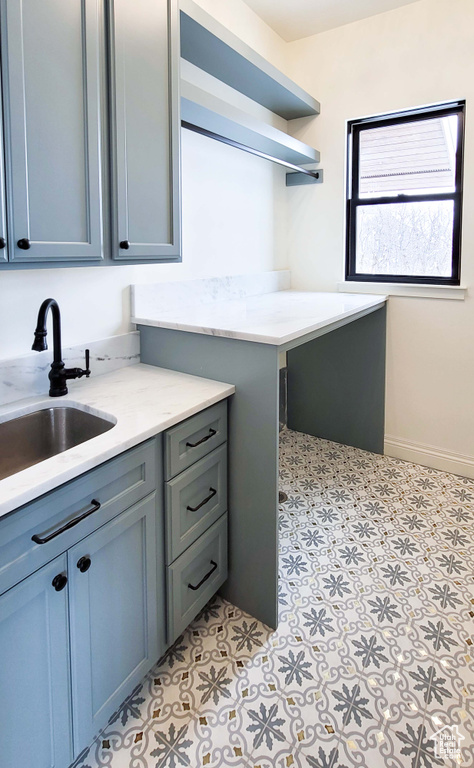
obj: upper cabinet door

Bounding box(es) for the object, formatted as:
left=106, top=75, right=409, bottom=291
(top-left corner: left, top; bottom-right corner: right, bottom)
left=109, top=0, right=181, bottom=261
left=0, top=96, right=7, bottom=264
left=1, top=0, right=103, bottom=262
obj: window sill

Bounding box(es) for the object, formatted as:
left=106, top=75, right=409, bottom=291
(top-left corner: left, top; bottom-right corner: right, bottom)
left=337, top=282, right=467, bottom=301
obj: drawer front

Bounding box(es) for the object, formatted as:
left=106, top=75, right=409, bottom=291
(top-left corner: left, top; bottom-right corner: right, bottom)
left=0, top=438, right=159, bottom=596
left=166, top=444, right=227, bottom=564
left=167, top=513, right=227, bottom=642
left=165, top=400, right=227, bottom=480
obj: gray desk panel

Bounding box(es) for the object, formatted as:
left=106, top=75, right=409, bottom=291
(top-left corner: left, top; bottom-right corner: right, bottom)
left=140, top=326, right=279, bottom=630
left=287, top=305, right=386, bottom=454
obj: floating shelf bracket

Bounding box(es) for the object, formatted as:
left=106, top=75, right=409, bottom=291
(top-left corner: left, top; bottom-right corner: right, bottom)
left=286, top=169, right=324, bottom=187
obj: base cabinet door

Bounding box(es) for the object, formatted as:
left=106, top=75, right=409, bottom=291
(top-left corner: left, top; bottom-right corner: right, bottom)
left=69, top=494, right=160, bottom=752
left=0, top=555, right=72, bottom=768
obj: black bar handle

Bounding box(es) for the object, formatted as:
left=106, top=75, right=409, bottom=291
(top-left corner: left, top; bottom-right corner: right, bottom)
left=187, top=487, right=217, bottom=513
left=32, top=499, right=101, bottom=544
left=186, top=428, right=216, bottom=448
left=85, top=349, right=90, bottom=378
left=188, top=560, right=218, bottom=591
left=17, top=238, right=30, bottom=250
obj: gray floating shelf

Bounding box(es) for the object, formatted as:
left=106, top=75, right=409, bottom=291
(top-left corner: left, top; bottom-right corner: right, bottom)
left=180, top=0, right=320, bottom=120
left=181, top=81, right=320, bottom=168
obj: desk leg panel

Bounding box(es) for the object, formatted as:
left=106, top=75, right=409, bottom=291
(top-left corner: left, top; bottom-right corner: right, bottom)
left=140, top=326, right=279, bottom=629
left=287, top=306, right=386, bottom=454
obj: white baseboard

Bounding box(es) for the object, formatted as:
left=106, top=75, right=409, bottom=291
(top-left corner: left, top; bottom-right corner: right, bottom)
left=384, top=435, right=474, bottom=480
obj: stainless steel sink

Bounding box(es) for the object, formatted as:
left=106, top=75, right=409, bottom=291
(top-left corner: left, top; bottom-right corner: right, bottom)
left=0, top=406, right=115, bottom=481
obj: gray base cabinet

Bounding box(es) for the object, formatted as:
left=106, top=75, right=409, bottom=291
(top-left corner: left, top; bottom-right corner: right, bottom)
left=0, top=439, right=162, bottom=768
left=164, top=402, right=229, bottom=644
left=0, top=399, right=228, bottom=766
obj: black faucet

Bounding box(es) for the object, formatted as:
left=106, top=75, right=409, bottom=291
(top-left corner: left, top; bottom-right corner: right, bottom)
left=32, top=298, right=91, bottom=397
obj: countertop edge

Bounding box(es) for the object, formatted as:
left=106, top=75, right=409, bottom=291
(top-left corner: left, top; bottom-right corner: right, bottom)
left=132, top=295, right=388, bottom=346
left=0, top=365, right=234, bottom=519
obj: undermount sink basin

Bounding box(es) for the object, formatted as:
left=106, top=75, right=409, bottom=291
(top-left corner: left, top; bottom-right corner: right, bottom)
left=0, top=406, right=115, bottom=481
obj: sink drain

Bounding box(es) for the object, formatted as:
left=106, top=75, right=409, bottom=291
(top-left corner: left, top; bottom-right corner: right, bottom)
left=279, top=491, right=288, bottom=504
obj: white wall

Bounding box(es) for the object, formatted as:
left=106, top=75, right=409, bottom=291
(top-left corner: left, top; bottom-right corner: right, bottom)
left=0, top=0, right=287, bottom=361
left=285, top=0, right=474, bottom=476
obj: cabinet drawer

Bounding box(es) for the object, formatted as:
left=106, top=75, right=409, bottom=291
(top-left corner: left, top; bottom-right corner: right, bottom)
left=0, top=439, right=158, bottom=596
left=167, top=513, right=227, bottom=642
left=166, top=444, right=227, bottom=564
left=165, top=400, right=227, bottom=480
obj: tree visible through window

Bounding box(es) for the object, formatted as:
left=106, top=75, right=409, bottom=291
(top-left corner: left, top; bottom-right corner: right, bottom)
left=346, top=102, right=465, bottom=285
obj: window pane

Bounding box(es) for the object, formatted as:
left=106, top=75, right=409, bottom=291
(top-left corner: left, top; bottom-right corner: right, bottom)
left=359, top=115, right=458, bottom=198
left=355, top=200, right=454, bottom=277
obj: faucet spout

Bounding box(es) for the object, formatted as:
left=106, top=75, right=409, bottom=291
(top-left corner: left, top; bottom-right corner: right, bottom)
left=32, top=298, right=62, bottom=360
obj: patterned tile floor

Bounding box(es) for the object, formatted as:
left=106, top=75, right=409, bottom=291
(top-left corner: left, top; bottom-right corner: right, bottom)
left=72, top=430, right=474, bottom=768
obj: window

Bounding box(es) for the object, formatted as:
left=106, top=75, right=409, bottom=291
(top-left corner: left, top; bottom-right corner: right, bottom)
left=346, top=101, right=465, bottom=285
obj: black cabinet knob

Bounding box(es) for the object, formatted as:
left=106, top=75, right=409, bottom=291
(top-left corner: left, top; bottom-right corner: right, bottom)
left=0, top=237, right=5, bottom=249
left=17, top=238, right=30, bottom=250
left=77, top=556, right=91, bottom=573
left=119, top=240, right=130, bottom=250
left=52, top=573, right=68, bottom=592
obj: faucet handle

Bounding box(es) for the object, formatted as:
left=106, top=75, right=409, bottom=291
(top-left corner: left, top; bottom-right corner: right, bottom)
left=85, top=349, right=91, bottom=378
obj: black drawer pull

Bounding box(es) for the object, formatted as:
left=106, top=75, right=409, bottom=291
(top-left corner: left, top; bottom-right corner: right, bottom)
left=52, top=573, right=68, bottom=592
left=17, top=238, right=30, bottom=250
left=187, top=487, right=217, bottom=512
left=188, top=560, right=218, bottom=591
left=186, top=428, right=216, bottom=448
left=32, top=499, right=101, bottom=544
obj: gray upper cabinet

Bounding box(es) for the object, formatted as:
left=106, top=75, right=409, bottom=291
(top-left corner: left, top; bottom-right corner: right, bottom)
left=0, top=95, right=7, bottom=263
left=0, top=0, right=103, bottom=263
left=108, top=0, right=181, bottom=262
left=0, top=0, right=180, bottom=268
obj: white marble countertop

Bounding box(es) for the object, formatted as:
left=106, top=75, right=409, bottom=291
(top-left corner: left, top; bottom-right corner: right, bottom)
left=132, top=290, right=387, bottom=346
left=0, top=364, right=234, bottom=518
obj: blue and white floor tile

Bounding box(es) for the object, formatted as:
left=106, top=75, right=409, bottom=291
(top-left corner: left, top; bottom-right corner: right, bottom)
left=71, top=430, right=474, bottom=768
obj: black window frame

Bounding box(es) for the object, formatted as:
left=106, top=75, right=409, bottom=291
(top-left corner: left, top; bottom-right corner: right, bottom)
left=345, top=101, right=465, bottom=286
